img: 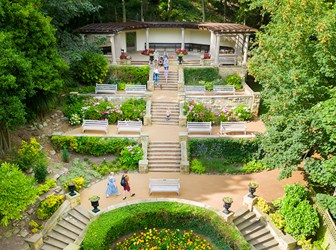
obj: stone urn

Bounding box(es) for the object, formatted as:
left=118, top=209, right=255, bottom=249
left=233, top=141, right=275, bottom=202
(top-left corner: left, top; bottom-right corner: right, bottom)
left=248, top=181, right=259, bottom=198
left=89, top=196, right=100, bottom=213
left=67, top=182, right=76, bottom=197
left=222, top=197, right=233, bottom=214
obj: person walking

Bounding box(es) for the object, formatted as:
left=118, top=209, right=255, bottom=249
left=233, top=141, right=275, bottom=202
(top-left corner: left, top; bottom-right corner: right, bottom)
left=154, top=49, right=159, bottom=67
left=120, top=171, right=135, bottom=200
left=105, top=172, right=120, bottom=198
left=153, top=67, right=159, bottom=87
left=163, top=57, right=169, bottom=70
left=166, top=108, right=171, bottom=121
left=164, top=68, right=168, bottom=84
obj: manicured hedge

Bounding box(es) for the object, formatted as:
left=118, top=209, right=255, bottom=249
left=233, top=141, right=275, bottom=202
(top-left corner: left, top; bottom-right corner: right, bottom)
left=82, top=202, right=251, bottom=250
left=51, top=136, right=138, bottom=156
left=188, top=138, right=262, bottom=162
left=108, top=66, right=149, bottom=84
left=184, top=67, right=221, bottom=85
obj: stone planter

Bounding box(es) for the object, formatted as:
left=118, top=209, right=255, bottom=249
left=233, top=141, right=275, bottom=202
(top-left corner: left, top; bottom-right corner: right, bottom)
left=248, top=186, right=257, bottom=198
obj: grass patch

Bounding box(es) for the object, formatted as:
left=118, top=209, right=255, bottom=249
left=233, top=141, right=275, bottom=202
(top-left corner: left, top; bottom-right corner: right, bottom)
left=199, top=158, right=242, bottom=174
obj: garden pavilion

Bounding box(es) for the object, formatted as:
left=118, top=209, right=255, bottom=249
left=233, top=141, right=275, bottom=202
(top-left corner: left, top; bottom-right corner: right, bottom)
left=77, top=21, right=257, bottom=66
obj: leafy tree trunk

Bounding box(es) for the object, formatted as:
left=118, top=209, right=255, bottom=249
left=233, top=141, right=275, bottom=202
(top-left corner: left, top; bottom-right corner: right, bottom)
left=122, top=0, right=126, bottom=22
left=141, top=0, right=144, bottom=21
left=222, top=0, right=227, bottom=22
left=167, top=0, right=173, bottom=21
left=0, top=127, right=11, bottom=157
left=202, top=0, right=205, bottom=22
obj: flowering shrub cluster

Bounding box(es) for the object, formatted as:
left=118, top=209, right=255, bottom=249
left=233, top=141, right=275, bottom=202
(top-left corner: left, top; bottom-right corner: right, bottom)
left=183, top=100, right=252, bottom=123
left=117, top=145, right=144, bottom=170
left=116, top=228, right=212, bottom=249
left=69, top=113, right=81, bottom=125
left=176, top=48, right=188, bottom=56
left=141, top=49, right=154, bottom=55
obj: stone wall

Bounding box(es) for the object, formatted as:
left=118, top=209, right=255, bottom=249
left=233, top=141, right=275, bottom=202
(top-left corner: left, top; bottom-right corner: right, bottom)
left=218, top=66, right=247, bottom=79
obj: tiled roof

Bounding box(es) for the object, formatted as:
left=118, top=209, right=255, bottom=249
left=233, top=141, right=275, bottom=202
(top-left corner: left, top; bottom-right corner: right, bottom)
left=77, top=21, right=257, bottom=34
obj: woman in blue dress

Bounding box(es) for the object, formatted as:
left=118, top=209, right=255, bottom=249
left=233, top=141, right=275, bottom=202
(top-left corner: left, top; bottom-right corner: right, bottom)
left=105, top=172, right=120, bottom=197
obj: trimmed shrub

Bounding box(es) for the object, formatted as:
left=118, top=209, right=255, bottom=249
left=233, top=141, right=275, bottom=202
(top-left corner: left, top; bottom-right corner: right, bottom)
left=256, top=197, right=271, bottom=214
left=109, top=66, right=149, bottom=84
left=241, top=160, right=270, bottom=173
left=82, top=202, right=250, bottom=250
left=33, top=159, right=48, bottom=184
left=190, top=159, right=206, bottom=174
left=184, top=67, right=220, bottom=85
left=37, top=194, right=64, bottom=220
left=62, top=147, right=70, bottom=163
left=225, top=74, right=242, bottom=89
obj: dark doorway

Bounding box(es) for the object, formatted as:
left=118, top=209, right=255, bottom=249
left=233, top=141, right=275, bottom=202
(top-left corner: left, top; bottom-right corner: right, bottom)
left=126, top=32, right=136, bottom=52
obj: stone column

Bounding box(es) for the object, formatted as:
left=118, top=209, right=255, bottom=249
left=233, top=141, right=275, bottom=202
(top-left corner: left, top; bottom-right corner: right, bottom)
left=110, top=34, right=117, bottom=65
left=242, top=34, right=250, bottom=66
left=179, top=134, right=189, bottom=174
left=146, top=28, right=149, bottom=49
left=214, top=34, right=220, bottom=66
left=181, top=28, right=185, bottom=50
left=209, top=31, right=216, bottom=57
left=65, top=192, right=81, bottom=208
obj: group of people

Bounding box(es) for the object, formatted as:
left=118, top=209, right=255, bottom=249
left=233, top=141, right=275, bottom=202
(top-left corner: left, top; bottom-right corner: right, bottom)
left=105, top=171, right=135, bottom=200
left=153, top=49, right=169, bottom=87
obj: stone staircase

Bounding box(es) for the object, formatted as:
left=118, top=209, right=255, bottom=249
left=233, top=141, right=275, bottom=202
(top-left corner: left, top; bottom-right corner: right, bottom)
left=151, top=101, right=179, bottom=125
left=154, top=69, right=178, bottom=91
left=148, top=142, right=181, bottom=172
left=182, top=59, right=200, bottom=66
left=41, top=206, right=91, bottom=250
left=233, top=207, right=281, bottom=250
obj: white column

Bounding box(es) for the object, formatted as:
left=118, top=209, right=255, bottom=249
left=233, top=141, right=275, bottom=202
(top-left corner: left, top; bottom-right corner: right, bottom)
left=181, top=28, right=185, bottom=49
left=209, top=31, right=216, bottom=57
left=243, top=34, right=250, bottom=65
left=146, top=28, right=149, bottom=49
left=214, top=34, right=220, bottom=66
left=110, top=34, right=117, bottom=65
left=234, top=35, right=239, bottom=54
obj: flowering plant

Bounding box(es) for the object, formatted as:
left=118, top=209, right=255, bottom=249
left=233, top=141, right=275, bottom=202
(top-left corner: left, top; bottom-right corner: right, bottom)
left=202, top=53, right=211, bottom=59
left=141, top=49, right=154, bottom=55
left=183, top=99, right=214, bottom=122
left=248, top=180, right=259, bottom=188
left=69, top=113, right=81, bottom=125
left=176, top=48, right=188, bottom=56
left=117, top=145, right=143, bottom=170
left=89, top=195, right=100, bottom=202
left=223, top=196, right=233, bottom=203
left=116, top=228, right=212, bottom=249
left=231, top=104, right=252, bottom=121
left=216, top=109, right=232, bottom=123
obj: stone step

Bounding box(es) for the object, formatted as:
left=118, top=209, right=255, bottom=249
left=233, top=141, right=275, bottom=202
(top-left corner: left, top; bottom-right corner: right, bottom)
left=47, top=231, right=74, bottom=244
left=58, top=220, right=82, bottom=235
left=148, top=152, right=181, bottom=157
left=43, top=237, right=67, bottom=249
left=62, top=214, right=86, bottom=230
left=73, top=205, right=91, bottom=220
left=148, top=163, right=180, bottom=168
left=148, top=167, right=180, bottom=172
left=148, top=146, right=180, bottom=150
left=253, top=239, right=279, bottom=250
left=53, top=225, right=78, bottom=240
left=236, top=215, right=260, bottom=231
left=234, top=211, right=256, bottom=225
left=149, top=142, right=180, bottom=145
left=41, top=244, right=62, bottom=250
left=233, top=207, right=250, bottom=218
left=149, top=159, right=181, bottom=164
left=151, top=121, right=179, bottom=125
left=239, top=220, right=265, bottom=237
left=148, top=156, right=181, bottom=161
left=248, top=233, right=275, bottom=246
left=264, top=245, right=281, bottom=250
left=244, top=227, right=270, bottom=242
left=68, top=209, right=90, bottom=225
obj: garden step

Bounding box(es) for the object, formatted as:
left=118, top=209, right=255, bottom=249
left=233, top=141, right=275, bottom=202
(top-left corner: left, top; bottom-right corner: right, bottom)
left=148, top=148, right=180, bottom=153
left=248, top=232, right=275, bottom=245
left=68, top=209, right=90, bottom=225
left=62, top=214, right=86, bottom=230
left=263, top=245, right=281, bottom=250
left=73, top=205, right=91, bottom=220
left=151, top=121, right=179, bottom=125
left=244, top=227, right=270, bottom=241
left=149, top=160, right=181, bottom=165
left=53, top=225, right=78, bottom=240
left=149, top=142, right=180, bottom=145
left=239, top=221, right=265, bottom=236
left=234, top=207, right=250, bottom=218
left=57, top=220, right=82, bottom=235
left=148, top=167, right=180, bottom=172
left=233, top=211, right=256, bottom=225
left=47, top=231, right=74, bottom=244
left=41, top=243, right=63, bottom=250
left=148, top=163, right=180, bottom=168
left=235, top=215, right=260, bottom=231
left=148, top=152, right=181, bottom=157
left=253, top=239, right=279, bottom=250
left=43, top=237, right=68, bottom=249
left=148, top=155, right=181, bottom=159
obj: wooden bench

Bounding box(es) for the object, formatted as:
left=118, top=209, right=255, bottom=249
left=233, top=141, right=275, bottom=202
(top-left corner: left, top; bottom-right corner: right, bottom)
left=219, top=55, right=237, bottom=65
left=185, top=85, right=206, bottom=95
left=117, top=120, right=142, bottom=134
left=213, top=85, right=235, bottom=95
left=187, top=122, right=212, bottom=134
left=220, top=122, right=247, bottom=135
left=125, top=84, right=146, bottom=94
left=82, top=119, right=108, bottom=134
left=149, top=178, right=180, bottom=195
left=95, top=84, right=117, bottom=94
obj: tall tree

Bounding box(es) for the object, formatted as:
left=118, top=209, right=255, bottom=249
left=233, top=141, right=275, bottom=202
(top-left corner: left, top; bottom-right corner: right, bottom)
left=248, top=0, right=336, bottom=179
left=122, top=0, right=126, bottom=22
left=201, top=0, right=206, bottom=21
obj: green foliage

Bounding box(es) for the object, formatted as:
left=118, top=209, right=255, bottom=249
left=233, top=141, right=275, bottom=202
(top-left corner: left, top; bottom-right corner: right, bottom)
left=37, top=178, right=56, bottom=195
left=279, top=184, right=319, bottom=239
left=62, top=95, right=87, bottom=120
left=66, top=177, right=85, bottom=192
left=69, top=113, right=81, bottom=125
left=120, top=98, right=146, bottom=121
left=58, top=158, right=101, bottom=188
left=225, top=74, right=242, bottom=90
left=117, top=145, right=143, bottom=170
left=183, top=100, right=215, bottom=122
left=33, top=159, right=49, bottom=184
left=51, top=136, right=137, bottom=156
left=231, top=105, right=253, bottom=121
left=190, top=159, right=206, bottom=174
left=16, top=138, right=46, bottom=172
left=109, top=66, right=149, bottom=84
left=29, top=220, right=43, bottom=234
left=241, top=160, right=270, bottom=173
left=62, top=148, right=70, bottom=163
left=269, top=212, right=286, bottom=231
left=184, top=67, right=220, bottom=85
left=304, top=157, right=336, bottom=188
left=82, top=202, right=250, bottom=250
left=0, top=162, right=38, bottom=226
left=256, top=197, right=271, bottom=214
left=71, top=52, right=108, bottom=85
left=37, top=194, right=64, bottom=220
left=315, top=193, right=336, bottom=220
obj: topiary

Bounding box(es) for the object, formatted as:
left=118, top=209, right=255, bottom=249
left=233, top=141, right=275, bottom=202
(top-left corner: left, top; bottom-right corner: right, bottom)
left=62, top=147, right=70, bottom=163
left=190, top=159, right=206, bottom=174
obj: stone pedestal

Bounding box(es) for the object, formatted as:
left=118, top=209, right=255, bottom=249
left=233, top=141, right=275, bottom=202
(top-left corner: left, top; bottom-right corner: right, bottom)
left=139, top=160, right=149, bottom=173
left=243, top=194, right=258, bottom=211
left=222, top=211, right=234, bottom=224
left=180, top=160, right=190, bottom=174
left=88, top=210, right=103, bottom=220
left=25, top=233, right=43, bottom=250
left=179, top=116, right=187, bottom=127
left=144, top=115, right=151, bottom=126
left=66, top=192, right=81, bottom=208
left=179, top=132, right=188, bottom=141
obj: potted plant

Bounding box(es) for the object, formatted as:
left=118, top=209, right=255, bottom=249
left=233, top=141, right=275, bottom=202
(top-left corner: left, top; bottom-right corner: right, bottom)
left=176, top=48, right=188, bottom=65
left=222, top=196, right=233, bottom=214
left=67, top=181, right=76, bottom=197
left=202, top=53, right=211, bottom=59
left=248, top=181, right=259, bottom=198
left=120, top=53, right=131, bottom=65
left=89, top=195, right=100, bottom=213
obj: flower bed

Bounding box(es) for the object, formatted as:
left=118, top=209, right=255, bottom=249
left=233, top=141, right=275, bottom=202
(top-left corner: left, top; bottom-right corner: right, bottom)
left=116, top=228, right=213, bottom=249
left=140, top=49, right=154, bottom=55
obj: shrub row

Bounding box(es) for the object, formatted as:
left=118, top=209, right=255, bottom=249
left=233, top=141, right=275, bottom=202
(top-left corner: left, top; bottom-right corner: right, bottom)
left=184, top=67, right=220, bottom=84
left=108, top=65, right=149, bottom=84
left=51, top=136, right=138, bottom=156
left=82, top=202, right=250, bottom=250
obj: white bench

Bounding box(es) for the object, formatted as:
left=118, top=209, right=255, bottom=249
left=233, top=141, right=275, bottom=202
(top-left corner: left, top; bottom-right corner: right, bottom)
left=187, top=122, right=212, bottom=134
left=213, top=85, right=235, bottom=95
left=220, top=122, right=247, bottom=135
left=82, top=119, right=108, bottom=134
left=125, top=84, right=146, bottom=94
left=149, top=178, right=180, bottom=195
left=185, top=85, right=206, bottom=95
left=95, top=84, right=117, bottom=94
left=117, top=120, right=142, bottom=134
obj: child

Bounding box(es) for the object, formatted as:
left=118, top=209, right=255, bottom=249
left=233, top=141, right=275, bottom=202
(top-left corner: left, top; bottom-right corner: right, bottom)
left=166, top=108, right=171, bottom=120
